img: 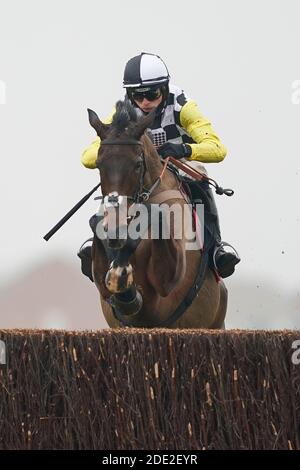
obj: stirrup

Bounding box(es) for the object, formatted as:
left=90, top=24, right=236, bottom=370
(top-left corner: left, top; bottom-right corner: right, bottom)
left=213, top=242, right=240, bottom=277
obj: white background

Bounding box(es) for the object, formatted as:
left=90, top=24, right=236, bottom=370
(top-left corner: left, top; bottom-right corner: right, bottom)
left=0, top=0, right=299, bottom=329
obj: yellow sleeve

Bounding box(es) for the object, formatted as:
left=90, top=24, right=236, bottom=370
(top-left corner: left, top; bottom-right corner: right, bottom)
left=81, top=107, right=116, bottom=169
left=180, top=100, right=227, bottom=163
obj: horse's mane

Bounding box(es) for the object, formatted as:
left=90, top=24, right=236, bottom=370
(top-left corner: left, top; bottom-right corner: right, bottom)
left=110, top=100, right=137, bottom=137
left=108, top=100, right=156, bottom=157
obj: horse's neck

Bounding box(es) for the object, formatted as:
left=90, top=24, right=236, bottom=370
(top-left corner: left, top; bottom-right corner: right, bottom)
left=143, top=139, right=178, bottom=193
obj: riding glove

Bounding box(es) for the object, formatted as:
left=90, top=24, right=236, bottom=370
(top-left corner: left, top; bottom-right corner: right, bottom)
left=157, top=142, right=192, bottom=160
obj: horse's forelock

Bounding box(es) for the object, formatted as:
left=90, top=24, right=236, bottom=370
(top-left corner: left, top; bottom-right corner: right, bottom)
left=110, top=100, right=137, bottom=136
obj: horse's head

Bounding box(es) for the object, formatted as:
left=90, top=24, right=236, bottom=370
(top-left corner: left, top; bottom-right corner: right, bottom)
left=88, top=101, right=156, bottom=250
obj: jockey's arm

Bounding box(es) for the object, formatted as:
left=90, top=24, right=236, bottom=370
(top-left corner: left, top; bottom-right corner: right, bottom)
left=81, top=107, right=116, bottom=169
left=180, top=100, right=227, bottom=163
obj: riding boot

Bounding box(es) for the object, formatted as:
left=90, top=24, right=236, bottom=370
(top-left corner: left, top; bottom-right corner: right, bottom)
left=77, top=215, right=104, bottom=282
left=77, top=238, right=94, bottom=282
left=203, top=185, right=240, bottom=278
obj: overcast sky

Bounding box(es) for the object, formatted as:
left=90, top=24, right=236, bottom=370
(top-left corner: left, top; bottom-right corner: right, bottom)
left=0, top=0, right=299, bottom=327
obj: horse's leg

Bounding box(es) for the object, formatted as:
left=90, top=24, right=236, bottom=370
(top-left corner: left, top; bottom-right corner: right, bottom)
left=210, top=280, right=228, bottom=329
left=92, top=240, right=123, bottom=328
left=147, top=239, right=186, bottom=297
left=100, top=298, right=122, bottom=328
left=147, top=200, right=195, bottom=297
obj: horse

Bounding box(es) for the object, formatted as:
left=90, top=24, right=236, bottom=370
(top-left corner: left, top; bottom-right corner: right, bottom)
left=87, top=101, right=227, bottom=328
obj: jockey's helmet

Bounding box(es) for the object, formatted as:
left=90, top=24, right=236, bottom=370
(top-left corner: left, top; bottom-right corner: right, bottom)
left=123, top=52, right=170, bottom=107
left=123, top=52, right=170, bottom=88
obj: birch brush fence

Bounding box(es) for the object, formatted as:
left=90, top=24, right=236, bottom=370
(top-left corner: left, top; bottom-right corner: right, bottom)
left=0, top=329, right=299, bottom=450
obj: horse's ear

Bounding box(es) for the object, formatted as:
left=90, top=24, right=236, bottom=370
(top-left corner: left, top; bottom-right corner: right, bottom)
left=87, top=108, right=110, bottom=140
left=131, top=110, right=155, bottom=141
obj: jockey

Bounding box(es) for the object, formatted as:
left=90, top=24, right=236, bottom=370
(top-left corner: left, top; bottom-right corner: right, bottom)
left=79, top=52, right=240, bottom=280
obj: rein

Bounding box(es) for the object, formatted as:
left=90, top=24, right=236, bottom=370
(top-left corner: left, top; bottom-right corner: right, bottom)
left=166, top=157, right=234, bottom=197
left=101, top=138, right=234, bottom=199
left=43, top=145, right=233, bottom=242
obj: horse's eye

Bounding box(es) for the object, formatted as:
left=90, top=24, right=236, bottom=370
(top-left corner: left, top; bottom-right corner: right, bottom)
left=135, top=159, right=143, bottom=170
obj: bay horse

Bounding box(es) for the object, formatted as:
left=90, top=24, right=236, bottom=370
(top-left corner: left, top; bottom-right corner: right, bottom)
left=87, top=101, right=227, bottom=328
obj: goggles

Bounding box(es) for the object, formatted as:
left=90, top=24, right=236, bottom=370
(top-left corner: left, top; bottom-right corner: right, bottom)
left=131, top=87, right=162, bottom=102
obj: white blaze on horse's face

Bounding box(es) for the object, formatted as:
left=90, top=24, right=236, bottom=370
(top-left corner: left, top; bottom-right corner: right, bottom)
left=102, top=192, right=128, bottom=247
left=103, top=191, right=125, bottom=210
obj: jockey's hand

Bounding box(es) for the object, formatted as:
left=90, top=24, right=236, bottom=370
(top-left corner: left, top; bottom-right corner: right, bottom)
left=157, top=142, right=192, bottom=160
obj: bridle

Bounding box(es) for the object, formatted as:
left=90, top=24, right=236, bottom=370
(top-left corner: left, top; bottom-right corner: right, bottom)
left=100, top=138, right=169, bottom=208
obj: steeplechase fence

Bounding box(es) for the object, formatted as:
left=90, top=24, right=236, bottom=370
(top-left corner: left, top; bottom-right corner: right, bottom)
left=0, top=329, right=299, bottom=450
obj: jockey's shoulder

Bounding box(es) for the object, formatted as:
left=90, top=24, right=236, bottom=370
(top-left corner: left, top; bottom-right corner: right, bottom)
left=81, top=106, right=116, bottom=169
left=103, top=106, right=116, bottom=124
left=167, top=84, right=204, bottom=119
